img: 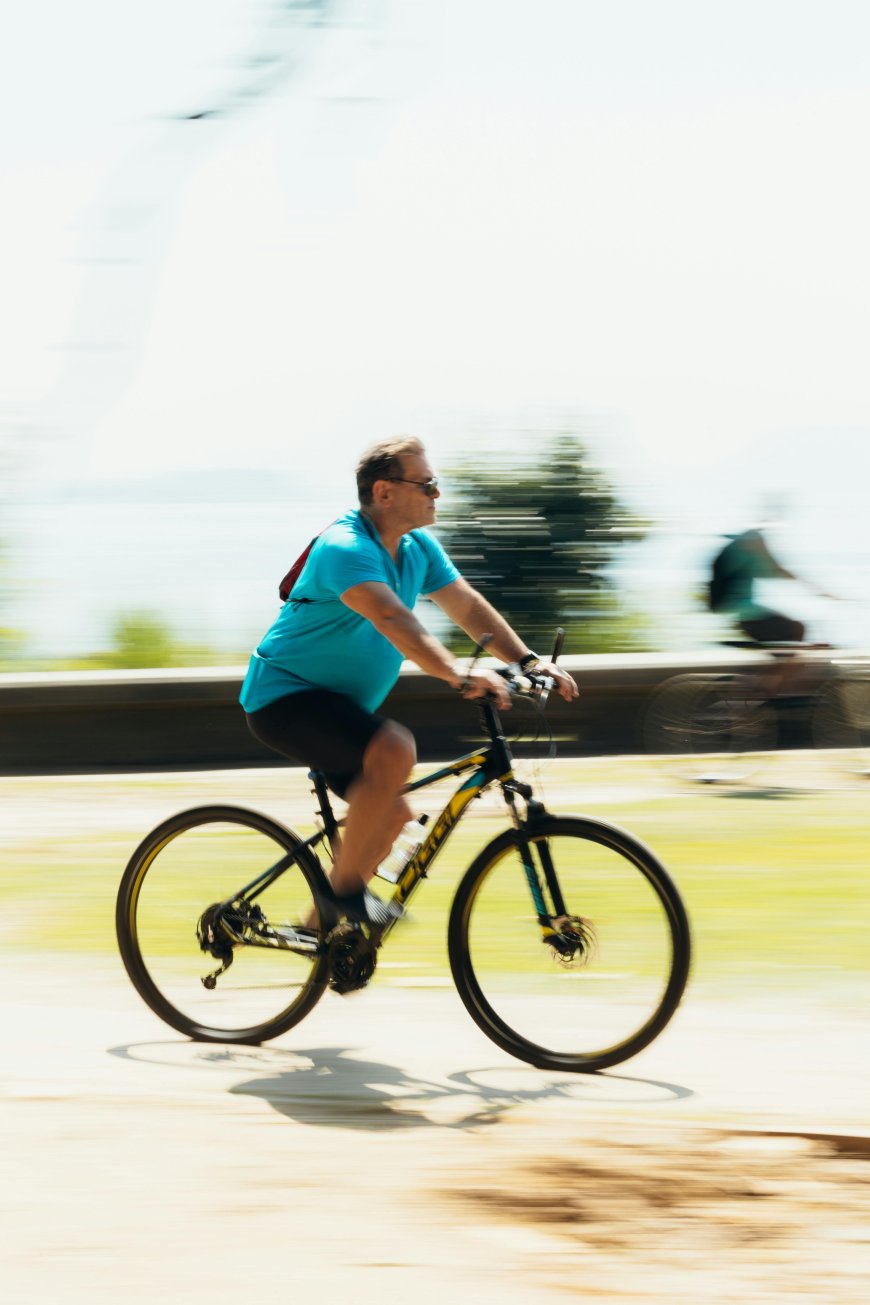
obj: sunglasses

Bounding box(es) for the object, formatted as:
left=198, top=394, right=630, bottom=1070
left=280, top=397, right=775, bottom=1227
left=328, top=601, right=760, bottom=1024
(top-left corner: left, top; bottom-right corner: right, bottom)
left=387, top=476, right=439, bottom=497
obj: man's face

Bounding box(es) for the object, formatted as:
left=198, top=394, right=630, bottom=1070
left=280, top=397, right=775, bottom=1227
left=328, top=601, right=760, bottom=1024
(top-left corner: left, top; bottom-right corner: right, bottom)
left=387, top=451, right=440, bottom=528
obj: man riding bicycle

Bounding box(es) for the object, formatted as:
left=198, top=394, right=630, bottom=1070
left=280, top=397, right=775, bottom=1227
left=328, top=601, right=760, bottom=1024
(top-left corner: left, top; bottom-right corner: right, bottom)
left=709, top=526, right=839, bottom=644
left=241, top=436, right=578, bottom=928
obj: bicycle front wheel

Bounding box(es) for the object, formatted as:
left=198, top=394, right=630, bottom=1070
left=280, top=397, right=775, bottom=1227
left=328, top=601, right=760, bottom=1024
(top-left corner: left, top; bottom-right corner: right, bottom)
left=644, top=674, right=777, bottom=783
left=448, top=816, right=691, bottom=1072
left=116, top=805, right=330, bottom=1043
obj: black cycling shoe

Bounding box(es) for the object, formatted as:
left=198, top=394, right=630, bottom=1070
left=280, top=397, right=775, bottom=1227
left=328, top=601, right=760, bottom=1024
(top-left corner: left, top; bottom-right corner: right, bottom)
left=334, top=887, right=405, bottom=929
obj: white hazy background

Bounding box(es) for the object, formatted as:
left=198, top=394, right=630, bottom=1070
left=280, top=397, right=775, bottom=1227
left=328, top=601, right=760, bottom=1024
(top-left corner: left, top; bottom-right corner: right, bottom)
left=2, top=0, right=869, bottom=659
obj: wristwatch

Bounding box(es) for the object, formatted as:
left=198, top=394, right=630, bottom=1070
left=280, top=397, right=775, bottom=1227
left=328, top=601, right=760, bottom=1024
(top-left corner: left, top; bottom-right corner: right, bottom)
left=518, top=650, right=541, bottom=671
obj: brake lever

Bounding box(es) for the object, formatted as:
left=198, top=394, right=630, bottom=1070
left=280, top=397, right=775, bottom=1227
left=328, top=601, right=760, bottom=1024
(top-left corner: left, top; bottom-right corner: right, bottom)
left=460, top=633, right=494, bottom=693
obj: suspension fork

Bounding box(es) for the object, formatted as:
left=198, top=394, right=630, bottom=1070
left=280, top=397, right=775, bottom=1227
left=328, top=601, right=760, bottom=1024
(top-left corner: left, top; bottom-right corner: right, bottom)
left=531, top=821, right=567, bottom=917
left=503, top=785, right=567, bottom=935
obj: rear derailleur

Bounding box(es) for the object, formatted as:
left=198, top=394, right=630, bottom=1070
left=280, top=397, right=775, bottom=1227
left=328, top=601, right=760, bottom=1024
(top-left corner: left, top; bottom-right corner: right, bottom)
left=196, top=898, right=269, bottom=990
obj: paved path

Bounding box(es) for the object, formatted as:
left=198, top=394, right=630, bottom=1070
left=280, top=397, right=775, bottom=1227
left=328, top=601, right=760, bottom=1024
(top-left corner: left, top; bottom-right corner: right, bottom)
left=3, top=760, right=869, bottom=1302
left=3, top=955, right=869, bottom=1304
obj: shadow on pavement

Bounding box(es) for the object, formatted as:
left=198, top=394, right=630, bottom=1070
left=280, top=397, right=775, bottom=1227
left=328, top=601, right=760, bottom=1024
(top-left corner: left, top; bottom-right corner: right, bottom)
left=718, top=786, right=807, bottom=800
left=232, top=1048, right=694, bottom=1130
left=242, top=1048, right=687, bottom=1131
left=109, top=1039, right=693, bottom=1132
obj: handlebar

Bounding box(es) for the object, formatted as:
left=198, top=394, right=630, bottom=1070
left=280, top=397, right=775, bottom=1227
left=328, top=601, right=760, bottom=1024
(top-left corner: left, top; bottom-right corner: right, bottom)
left=493, top=665, right=555, bottom=705
left=459, top=629, right=565, bottom=708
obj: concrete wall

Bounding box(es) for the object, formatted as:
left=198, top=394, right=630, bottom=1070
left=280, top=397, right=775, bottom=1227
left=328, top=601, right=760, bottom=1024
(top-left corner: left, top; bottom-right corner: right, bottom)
left=0, top=650, right=836, bottom=776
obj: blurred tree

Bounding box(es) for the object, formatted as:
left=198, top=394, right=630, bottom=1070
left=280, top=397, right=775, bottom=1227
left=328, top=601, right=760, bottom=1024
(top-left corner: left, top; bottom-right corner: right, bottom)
left=0, top=592, right=27, bottom=666
left=56, top=610, right=237, bottom=670
left=109, top=612, right=177, bottom=668
left=436, top=434, right=649, bottom=654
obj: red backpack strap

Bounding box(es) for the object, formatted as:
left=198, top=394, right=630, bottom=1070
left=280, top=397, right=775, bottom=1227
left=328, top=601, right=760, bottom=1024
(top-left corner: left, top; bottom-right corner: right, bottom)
left=278, top=518, right=340, bottom=602
left=278, top=537, right=317, bottom=601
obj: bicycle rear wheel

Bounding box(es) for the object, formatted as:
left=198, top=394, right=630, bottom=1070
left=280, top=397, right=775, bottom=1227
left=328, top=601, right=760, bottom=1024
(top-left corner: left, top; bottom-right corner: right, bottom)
left=116, top=805, right=329, bottom=1043
left=812, top=675, right=870, bottom=777
left=448, top=816, right=691, bottom=1072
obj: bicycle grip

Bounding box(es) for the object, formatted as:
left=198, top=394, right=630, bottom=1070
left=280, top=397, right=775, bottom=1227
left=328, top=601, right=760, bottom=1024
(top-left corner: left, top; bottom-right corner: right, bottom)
left=551, top=627, right=565, bottom=664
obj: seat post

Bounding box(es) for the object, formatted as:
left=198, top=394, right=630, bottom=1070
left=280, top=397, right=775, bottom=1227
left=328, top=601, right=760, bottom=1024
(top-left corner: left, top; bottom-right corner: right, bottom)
left=308, top=770, right=339, bottom=840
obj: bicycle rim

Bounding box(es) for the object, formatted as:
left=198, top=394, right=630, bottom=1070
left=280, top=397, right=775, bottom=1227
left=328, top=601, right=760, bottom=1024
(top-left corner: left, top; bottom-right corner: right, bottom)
left=449, top=817, right=691, bottom=1071
left=117, top=806, right=329, bottom=1042
left=645, top=677, right=776, bottom=784
left=812, top=678, right=870, bottom=777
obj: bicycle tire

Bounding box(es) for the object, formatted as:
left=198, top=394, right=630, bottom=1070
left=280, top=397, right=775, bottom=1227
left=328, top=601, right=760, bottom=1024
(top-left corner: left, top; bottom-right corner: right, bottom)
left=116, top=804, right=330, bottom=1043
left=448, top=815, right=691, bottom=1072
left=644, top=673, right=777, bottom=782
left=811, top=675, right=870, bottom=776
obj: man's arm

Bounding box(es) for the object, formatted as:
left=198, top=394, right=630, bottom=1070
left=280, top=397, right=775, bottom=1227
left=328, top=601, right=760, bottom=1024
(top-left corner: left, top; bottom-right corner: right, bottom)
left=340, top=581, right=511, bottom=706
left=753, top=534, right=838, bottom=598
left=429, top=577, right=579, bottom=702
left=751, top=533, right=797, bottom=582
left=428, top=576, right=530, bottom=663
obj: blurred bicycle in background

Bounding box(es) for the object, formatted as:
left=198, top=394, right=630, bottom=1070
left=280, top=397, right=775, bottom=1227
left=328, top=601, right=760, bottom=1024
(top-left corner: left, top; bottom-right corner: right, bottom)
left=643, top=640, right=870, bottom=784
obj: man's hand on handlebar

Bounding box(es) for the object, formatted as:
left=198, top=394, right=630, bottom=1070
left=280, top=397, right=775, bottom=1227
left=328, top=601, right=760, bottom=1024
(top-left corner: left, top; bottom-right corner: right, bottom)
left=453, top=668, right=513, bottom=710
left=532, top=660, right=579, bottom=702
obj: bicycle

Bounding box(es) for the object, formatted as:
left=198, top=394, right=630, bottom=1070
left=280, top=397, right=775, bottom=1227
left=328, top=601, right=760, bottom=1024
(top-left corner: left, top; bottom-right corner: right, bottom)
left=643, top=641, right=870, bottom=782
left=116, top=633, right=691, bottom=1073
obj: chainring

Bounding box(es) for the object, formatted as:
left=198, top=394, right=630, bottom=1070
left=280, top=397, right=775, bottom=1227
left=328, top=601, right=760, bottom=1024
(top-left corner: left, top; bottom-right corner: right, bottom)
left=326, top=922, right=378, bottom=994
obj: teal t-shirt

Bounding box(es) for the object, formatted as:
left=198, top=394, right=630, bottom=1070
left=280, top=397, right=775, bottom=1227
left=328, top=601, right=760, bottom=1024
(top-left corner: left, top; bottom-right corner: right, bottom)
left=240, top=510, right=460, bottom=714
left=715, top=529, right=780, bottom=621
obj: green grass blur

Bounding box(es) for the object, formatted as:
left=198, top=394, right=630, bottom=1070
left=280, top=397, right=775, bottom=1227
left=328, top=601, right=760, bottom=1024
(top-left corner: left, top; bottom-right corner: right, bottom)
left=4, top=759, right=868, bottom=996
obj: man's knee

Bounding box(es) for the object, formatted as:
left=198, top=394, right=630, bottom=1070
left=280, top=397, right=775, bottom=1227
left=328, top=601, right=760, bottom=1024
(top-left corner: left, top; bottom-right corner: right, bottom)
left=363, top=720, right=416, bottom=781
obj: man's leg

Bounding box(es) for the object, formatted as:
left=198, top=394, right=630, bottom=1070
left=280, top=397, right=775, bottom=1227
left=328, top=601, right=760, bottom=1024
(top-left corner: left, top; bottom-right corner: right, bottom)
left=245, top=691, right=416, bottom=922
left=328, top=720, right=416, bottom=895
left=740, top=613, right=807, bottom=698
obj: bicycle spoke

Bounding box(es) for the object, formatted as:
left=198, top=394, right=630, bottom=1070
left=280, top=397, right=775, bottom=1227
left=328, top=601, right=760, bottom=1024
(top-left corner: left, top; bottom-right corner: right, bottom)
left=117, top=807, right=328, bottom=1041
left=450, top=817, right=689, bottom=1071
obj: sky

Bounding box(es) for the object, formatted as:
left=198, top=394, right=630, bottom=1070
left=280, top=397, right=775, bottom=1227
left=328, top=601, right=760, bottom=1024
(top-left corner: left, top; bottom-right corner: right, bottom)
left=2, top=0, right=870, bottom=653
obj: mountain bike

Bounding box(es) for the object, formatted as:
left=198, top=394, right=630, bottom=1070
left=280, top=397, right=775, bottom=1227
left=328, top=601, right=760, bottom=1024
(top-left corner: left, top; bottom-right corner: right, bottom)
left=643, top=641, right=870, bottom=782
left=116, top=634, right=691, bottom=1073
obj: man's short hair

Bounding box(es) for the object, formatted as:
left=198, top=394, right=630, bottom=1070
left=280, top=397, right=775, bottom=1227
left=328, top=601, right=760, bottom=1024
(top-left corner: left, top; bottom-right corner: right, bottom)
left=355, top=436, right=425, bottom=505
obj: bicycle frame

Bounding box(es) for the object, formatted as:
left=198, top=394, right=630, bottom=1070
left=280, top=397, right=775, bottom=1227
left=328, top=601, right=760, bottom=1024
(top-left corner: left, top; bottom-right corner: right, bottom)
left=315, top=700, right=566, bottom=944
left=388, top=747, right=506, bottom=908
left=395, top=752, right=566, bottom=943
left=219, top=699, right=563, bottom=949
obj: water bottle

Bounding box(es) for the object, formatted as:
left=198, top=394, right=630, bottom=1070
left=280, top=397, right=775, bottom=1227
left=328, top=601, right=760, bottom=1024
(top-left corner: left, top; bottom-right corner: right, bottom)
left=376, top=815, right=430, bottom=883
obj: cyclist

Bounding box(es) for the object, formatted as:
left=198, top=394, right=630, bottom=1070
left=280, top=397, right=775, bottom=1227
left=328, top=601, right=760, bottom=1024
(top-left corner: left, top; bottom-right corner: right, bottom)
left=708, top=524, right=840, bottom=699
left=709, top=527, right=809, bottom=644
left=240, top=436, right=578, bottom=928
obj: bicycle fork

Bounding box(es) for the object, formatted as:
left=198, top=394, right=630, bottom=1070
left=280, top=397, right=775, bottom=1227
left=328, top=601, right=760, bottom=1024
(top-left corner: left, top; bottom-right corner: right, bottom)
left=505, top=785, right=592, bottom=963
left=504, top=785, right=566, bottom=943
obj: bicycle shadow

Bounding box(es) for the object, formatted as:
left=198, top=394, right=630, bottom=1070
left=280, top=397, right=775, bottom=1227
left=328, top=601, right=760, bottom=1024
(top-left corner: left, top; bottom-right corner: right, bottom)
left=109, top=1039, right=693, bottom=1133
left=226, top=1045, right=694, bottom=1133
left=717, top=786, right=806, bottom=800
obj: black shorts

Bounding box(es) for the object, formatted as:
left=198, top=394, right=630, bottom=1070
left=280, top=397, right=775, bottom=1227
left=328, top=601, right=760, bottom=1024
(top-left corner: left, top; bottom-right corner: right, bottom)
left=245, top=689, right=385, bottom=798
left=739, top=612, right=805, bottom=644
